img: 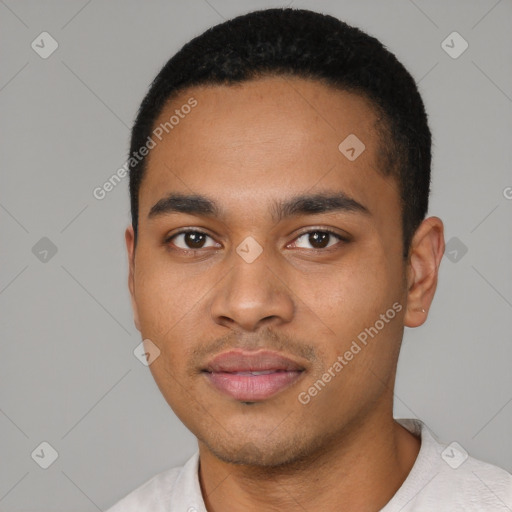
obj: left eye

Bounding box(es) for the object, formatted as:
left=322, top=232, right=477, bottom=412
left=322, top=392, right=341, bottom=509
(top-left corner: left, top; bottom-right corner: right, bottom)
left=290, top=230, right=344, bottom=250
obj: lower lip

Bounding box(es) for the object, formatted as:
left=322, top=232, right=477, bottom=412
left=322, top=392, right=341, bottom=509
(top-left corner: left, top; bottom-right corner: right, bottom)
left=204, top=371, right=303, bottom=401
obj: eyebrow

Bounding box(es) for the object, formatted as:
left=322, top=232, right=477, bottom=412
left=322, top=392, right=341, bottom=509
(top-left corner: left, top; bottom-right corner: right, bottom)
left=148, top=191, right=370, bottom=222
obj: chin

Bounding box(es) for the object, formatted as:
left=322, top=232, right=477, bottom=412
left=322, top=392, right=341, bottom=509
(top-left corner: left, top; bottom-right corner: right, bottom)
left=199, top=429, right=322, bottom=469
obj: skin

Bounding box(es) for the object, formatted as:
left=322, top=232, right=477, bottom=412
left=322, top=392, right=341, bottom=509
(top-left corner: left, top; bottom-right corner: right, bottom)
left=125, top=76, right=445, bottom=511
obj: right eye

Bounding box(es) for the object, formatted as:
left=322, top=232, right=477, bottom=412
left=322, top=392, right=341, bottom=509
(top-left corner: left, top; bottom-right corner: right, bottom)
left=164, top=230, right=221, bottom=251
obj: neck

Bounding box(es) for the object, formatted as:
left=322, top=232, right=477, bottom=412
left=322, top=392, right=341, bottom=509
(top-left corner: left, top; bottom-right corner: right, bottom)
left=198, top=413, right=421, bottom=512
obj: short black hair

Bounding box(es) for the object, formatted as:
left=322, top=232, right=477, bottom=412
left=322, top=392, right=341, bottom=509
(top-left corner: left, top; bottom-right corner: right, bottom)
left=129, top=8, right=431, bottom=258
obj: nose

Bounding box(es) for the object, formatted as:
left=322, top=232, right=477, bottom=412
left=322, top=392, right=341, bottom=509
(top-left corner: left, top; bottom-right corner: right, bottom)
left=210, top=251, right=295, bottom=332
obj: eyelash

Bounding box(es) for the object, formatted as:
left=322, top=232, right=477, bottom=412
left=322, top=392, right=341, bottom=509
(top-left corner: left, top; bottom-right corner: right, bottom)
left=163, top=228, right=348, bottom=254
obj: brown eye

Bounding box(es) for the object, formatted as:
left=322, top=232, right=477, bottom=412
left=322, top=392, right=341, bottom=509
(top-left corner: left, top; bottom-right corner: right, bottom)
left=291, top=230, right=344, bottom=250
left=167, top=230, right=219, bottom=250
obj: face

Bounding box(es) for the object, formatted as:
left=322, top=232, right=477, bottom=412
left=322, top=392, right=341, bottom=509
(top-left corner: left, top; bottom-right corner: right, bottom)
left=126, top=76, right=415, bottom=466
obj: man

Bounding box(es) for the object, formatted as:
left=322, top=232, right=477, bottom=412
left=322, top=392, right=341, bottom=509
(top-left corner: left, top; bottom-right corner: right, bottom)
left=107, top=8, right=512, bottom=511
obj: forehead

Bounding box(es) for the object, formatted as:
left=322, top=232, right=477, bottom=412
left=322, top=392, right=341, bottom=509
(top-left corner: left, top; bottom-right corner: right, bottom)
left=139, top=76, right=398, bottom=223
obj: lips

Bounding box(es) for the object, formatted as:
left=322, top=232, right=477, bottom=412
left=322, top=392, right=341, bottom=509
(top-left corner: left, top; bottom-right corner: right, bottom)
left=203, top=350, right=305, bottom=401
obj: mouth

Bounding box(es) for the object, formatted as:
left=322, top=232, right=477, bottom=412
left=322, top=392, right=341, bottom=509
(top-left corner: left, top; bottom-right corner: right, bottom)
left=202, top=349, right=306, bottom=401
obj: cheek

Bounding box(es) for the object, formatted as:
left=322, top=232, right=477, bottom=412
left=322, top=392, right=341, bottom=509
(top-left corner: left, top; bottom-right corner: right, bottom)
left=134, top=278, right=178, bottom=339
left=133, top=255, right=196, bottom=340
left=306, top=252, right=404, bottom=361
left=298, top=266, right=404, bottom=418
left=312, top=257, right=394, bottom=321
left=132, top=256, right=215, bottom=371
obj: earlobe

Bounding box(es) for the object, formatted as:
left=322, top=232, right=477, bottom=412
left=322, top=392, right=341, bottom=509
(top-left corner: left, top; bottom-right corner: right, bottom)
left=404, top=216, right=445, bottom=328
left=125, top=225, right=141, bottom=332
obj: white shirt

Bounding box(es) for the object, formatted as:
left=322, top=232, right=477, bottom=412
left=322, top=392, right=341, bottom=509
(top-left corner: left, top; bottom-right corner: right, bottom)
left=106, top=418, right=512, bottom=511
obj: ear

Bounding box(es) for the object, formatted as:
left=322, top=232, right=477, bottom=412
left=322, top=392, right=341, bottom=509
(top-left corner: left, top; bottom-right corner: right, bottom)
left=125, top=225, right=141, bottom=332
left=404, top=216, right=445, bottom=328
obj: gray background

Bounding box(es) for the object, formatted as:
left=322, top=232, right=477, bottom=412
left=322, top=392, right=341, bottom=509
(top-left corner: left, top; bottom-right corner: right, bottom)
left=1, top=0, right=511, bottom=510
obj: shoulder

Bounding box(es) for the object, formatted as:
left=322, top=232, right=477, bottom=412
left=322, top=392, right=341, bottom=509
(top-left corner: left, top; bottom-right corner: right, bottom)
left=105, top=466, right=182, bottom=512
left=435, top=452, right=512, bottom=510
left=105, top=453, right=200, bottom=512
left=389, top=418, right=512, bottom=511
